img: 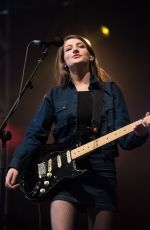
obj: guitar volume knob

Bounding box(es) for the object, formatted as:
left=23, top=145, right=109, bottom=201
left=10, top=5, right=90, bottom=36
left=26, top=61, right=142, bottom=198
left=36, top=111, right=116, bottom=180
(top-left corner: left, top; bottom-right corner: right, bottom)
left=44, top=181, right=50, bottom=186
left=40, top=188, right=46, bottom=194
left=47, top=172, right=52, bottom=178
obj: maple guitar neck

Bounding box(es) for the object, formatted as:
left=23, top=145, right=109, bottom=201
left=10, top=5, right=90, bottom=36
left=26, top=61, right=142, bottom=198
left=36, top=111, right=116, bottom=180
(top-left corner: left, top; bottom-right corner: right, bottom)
left=71, top=115, right=150, bottom=160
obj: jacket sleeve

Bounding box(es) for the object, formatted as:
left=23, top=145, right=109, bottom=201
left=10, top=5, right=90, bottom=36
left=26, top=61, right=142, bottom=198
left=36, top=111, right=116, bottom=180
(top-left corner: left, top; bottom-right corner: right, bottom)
left=8, top=92, right=54, bottom=170
left=112, top=82, right=149, bottom=150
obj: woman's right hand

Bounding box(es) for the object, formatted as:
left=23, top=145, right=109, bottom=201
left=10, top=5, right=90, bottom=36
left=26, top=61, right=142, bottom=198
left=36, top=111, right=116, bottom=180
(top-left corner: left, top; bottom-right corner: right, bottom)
left=5, top=168, right=20, bottom=189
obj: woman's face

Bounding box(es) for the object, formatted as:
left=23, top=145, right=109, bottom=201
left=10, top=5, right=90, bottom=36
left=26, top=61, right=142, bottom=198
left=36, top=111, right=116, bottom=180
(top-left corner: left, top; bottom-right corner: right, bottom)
left=63, top=38, right=94, bottom=69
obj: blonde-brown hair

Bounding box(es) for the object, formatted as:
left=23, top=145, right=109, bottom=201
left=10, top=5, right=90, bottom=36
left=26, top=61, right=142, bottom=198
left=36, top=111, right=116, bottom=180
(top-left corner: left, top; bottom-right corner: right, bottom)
left=54, top=34, right=111, bottom=87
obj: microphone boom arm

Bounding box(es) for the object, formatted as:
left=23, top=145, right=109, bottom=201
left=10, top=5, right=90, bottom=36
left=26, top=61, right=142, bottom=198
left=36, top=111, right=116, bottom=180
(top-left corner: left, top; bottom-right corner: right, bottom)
left=0, top=46, right=49, bottom=131
left=0, top=45, right=49, bottom=229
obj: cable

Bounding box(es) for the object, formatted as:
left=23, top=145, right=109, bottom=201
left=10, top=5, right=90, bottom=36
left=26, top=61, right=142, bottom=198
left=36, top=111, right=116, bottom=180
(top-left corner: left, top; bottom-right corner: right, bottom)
left=15, top=41, right=34, bottom=109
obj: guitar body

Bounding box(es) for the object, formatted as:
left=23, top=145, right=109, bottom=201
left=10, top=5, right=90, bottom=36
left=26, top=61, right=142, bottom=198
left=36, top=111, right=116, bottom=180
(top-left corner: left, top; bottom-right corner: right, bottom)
left=19, top=115, right=150, bottom=202
left=19, top=144, right=86, bottom=202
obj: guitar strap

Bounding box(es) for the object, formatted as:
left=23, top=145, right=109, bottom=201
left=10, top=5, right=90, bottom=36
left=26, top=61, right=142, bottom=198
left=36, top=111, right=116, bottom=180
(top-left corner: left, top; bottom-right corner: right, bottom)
left=91, top=85, right=104, bottom=132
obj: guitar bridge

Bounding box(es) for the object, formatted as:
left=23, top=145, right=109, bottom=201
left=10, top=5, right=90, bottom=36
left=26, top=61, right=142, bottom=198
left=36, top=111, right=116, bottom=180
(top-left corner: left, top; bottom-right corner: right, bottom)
left=38, top=162, right=46, bottom=178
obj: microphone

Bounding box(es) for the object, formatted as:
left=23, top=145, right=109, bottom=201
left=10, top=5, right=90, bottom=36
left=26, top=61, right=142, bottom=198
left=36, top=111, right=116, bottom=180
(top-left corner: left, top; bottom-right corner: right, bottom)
left=32, top=37, right=64, bottom=47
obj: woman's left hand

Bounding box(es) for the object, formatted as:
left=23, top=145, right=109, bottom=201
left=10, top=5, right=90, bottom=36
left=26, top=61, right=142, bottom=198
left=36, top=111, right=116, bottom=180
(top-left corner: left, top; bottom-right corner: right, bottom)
left=133, top=112, right=150, bottom=136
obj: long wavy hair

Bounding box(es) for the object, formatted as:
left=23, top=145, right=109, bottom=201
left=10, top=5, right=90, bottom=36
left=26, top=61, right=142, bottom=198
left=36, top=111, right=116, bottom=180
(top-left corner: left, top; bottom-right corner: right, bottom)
left=54, top=34, right=111, bottom=87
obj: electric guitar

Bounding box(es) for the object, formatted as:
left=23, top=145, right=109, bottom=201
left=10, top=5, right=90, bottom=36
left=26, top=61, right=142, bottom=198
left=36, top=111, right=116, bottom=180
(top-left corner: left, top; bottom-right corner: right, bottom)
left=19, top=115, right=150, bottom=202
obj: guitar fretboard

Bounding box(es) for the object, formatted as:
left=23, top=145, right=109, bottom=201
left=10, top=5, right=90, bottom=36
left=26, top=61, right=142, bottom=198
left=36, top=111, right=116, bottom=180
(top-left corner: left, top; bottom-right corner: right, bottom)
left=71, top=115, right=150, bottom=160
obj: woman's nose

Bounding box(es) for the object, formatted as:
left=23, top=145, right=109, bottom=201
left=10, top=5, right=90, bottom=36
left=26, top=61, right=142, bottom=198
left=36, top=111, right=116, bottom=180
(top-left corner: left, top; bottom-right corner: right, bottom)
left=72, top=48, right=79, bottom=53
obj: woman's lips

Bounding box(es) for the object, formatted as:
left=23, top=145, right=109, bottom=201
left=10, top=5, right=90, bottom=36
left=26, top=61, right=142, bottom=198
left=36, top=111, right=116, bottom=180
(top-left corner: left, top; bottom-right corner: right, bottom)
left=72, top=54, right=81, bottom=58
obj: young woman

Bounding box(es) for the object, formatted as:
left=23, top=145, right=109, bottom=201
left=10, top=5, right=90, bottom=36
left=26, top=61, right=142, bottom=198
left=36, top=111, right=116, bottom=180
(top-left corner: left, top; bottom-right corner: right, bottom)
left=5, top=35, right=149, bottom=230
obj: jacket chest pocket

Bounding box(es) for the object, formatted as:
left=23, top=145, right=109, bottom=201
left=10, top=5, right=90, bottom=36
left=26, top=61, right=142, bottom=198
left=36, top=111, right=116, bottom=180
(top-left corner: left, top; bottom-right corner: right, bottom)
left=56, top=105, right=67, bottom=113
left=55, top=103, right=68, bottom=127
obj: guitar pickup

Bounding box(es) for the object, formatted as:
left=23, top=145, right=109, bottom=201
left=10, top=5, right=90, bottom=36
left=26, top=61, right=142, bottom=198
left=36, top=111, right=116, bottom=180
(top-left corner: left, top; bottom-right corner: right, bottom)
left=57, top=155, right=62, bottom=168
left=66, top=150, right=71, bottom=163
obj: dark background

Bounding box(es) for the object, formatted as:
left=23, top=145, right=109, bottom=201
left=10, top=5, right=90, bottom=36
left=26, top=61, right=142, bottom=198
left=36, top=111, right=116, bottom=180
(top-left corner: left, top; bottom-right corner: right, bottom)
left=0, top=0, right=150, bottom=229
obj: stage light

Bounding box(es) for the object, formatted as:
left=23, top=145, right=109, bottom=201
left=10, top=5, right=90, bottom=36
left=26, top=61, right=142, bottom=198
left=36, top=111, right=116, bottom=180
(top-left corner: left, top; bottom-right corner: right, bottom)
left=100, top=25, right=110, bottom=37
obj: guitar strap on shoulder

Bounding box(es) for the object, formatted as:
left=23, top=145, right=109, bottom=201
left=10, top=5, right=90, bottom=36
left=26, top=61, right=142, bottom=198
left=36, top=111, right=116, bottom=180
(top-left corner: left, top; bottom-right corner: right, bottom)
left=91, top=86, right=104, bottom=132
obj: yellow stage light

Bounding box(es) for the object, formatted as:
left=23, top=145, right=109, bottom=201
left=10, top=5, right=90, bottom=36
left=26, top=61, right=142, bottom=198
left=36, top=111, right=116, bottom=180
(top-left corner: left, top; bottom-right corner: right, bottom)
left=100, top=25, right=110, bottom=37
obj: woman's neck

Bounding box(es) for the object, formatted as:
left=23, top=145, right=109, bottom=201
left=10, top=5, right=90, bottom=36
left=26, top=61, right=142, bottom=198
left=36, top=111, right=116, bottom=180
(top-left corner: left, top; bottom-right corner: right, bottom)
left=71, top=72, right=90, bottom=91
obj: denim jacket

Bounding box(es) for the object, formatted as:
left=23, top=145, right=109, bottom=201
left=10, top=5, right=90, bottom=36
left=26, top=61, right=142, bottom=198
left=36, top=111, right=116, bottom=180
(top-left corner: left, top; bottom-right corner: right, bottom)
left=9, top=76, right=148, bottom=170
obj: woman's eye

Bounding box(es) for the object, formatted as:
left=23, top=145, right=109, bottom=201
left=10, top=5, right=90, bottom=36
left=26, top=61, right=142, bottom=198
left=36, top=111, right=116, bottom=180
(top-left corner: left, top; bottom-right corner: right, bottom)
left=65, top=48, right=71, bottom=52
left=79, top=44, right=85, bottom=48
left=64, top=44, right=85, bottom=51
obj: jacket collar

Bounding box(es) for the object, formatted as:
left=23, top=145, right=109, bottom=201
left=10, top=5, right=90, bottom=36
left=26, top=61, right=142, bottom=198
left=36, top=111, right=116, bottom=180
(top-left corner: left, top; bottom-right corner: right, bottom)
left=67, top=74, right=103, bottom=89
left=89, top=75, right=103, bottom=90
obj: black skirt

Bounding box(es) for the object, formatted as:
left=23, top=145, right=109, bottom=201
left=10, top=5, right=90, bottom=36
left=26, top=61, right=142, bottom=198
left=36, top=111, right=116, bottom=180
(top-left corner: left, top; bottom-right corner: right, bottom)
left=50, top=157, right=118, bottom=212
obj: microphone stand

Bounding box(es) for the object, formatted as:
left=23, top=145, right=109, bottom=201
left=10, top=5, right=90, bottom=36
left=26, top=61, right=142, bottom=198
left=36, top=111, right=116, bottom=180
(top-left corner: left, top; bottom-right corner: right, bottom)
left=0, top=46, right=49, bottom=230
